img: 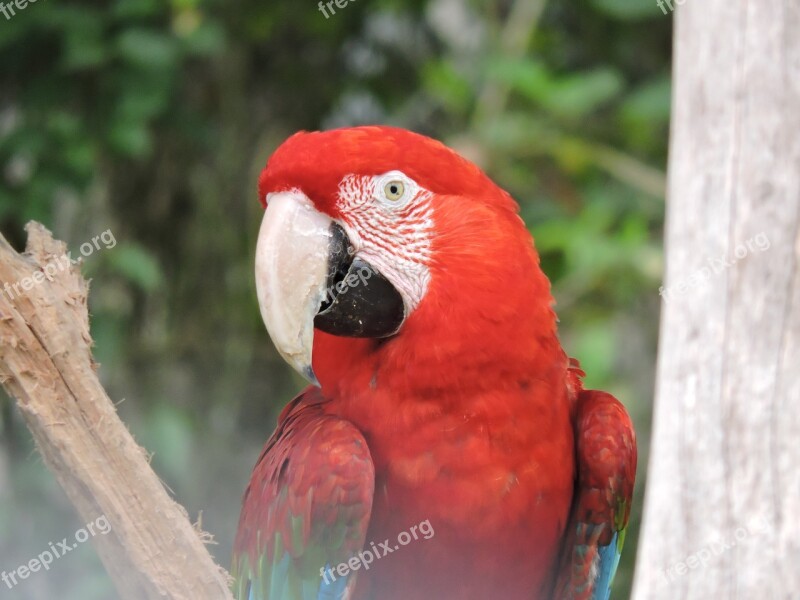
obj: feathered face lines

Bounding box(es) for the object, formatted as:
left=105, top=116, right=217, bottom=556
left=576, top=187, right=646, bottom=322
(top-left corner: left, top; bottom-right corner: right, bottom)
left=335, top=171, right=434, bottom=313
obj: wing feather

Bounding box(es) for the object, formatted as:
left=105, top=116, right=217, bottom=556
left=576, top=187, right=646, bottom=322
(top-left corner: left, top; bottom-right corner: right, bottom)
left=233, top=387, right=375, bottom=600
left=553, top=389, right=637, bottom=600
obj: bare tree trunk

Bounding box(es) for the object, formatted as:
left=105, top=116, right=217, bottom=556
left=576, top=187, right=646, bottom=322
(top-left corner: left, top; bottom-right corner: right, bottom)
left=632, top=1, right=800, bottom=598
left=0, top=223, right=234, bottom=600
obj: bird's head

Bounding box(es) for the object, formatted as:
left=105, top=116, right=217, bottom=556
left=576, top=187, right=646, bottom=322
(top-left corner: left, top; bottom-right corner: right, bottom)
left=255, top=126, right=557, bottom=390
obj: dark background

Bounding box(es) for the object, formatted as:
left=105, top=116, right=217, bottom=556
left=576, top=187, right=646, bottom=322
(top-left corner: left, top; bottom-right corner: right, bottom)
left=0, top=0, right=670, bottom=597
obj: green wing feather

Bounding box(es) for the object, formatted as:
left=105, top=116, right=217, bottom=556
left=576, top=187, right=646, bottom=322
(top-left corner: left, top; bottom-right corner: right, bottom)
left=232, top=387, right=375, bottom=600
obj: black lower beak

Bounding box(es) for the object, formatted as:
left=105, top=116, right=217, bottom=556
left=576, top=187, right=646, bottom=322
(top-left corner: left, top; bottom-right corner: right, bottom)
left=313, top=223, right=405, bottom=338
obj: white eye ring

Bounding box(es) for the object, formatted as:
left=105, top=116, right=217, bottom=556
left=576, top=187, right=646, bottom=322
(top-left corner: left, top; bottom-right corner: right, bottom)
left=375, top=171, right=417, bottom=206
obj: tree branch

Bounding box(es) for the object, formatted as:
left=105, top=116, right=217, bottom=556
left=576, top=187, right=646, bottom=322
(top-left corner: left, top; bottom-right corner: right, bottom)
left=0, top=222, right=234, bottom=600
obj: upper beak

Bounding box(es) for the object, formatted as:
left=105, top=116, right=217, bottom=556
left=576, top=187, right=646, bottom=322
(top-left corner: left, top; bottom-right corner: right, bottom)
left=255, top=191, right=405, bottom=385
left=255, top=191, right=331, bottom=384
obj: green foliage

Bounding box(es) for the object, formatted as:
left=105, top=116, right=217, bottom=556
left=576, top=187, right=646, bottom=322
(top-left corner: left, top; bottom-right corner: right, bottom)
left=591, top=0, right=662, bottom=20
left=488, top=58, right=625, bottom=119
left=104, top=243, right=165, bottom=292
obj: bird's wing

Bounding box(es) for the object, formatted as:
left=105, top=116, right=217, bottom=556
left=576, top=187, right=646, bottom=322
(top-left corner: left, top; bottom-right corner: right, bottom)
left=553, top=389, right=637, bottom=600
left=232, top=386, right=375, bottom=600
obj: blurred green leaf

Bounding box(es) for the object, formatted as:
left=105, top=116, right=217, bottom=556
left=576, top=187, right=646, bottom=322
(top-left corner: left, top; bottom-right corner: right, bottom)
left=141, top=404, right=193, bottom=484
left=481, top=113, right=554, bottom=153
left=591, top=0, right=663, bottom=20
left=62, top=23, right=107, bottom=70
left=106, top=244, right=164, bottom=291
left=116, top=29, right=180, bottom=70
left=116, top=85, right=172, bottom=122
left=107, top=118, right=153, bottom=157
left=487, top=58, right=624, bottom=118
left=422, top=60, right=473, bottom=115
left=571, top=320, right=617, bottom=388
left=622, top=74, right=671, bottom=122
left=486, top=57, right=549, bottom=101
left=178, top=20, right=226, bottom=56
left=544, top=68, right=625, bottom=118
left=112, top=0, right=163, bottom=19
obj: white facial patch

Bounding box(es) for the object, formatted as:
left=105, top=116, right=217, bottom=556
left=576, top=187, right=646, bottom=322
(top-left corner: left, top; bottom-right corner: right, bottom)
left=336, top=171, right=434, bottom=314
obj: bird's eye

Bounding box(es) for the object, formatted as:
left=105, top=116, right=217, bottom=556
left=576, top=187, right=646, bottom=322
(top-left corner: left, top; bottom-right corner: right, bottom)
left=384, top=180, right=405, bottom=202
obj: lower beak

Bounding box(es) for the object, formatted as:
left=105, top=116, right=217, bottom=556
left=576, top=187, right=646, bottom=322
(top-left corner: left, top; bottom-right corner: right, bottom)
left=255, top=191, right=405, bottom=385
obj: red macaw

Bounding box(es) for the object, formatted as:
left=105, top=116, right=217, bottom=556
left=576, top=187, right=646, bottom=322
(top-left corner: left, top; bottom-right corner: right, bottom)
left=232, top=126, right=637, bottom=600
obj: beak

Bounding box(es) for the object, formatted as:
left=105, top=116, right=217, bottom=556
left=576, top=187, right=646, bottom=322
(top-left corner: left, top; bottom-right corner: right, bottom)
left=255, top=191, right=405, bottom=385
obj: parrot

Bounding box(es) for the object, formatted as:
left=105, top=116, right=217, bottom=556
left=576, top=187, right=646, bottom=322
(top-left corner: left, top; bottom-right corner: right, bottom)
left=232, top=126, right=637, bottom=600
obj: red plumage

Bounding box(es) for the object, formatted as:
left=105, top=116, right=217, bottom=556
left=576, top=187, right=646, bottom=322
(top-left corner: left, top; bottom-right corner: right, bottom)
left=236, top=126, right=637, bottom=600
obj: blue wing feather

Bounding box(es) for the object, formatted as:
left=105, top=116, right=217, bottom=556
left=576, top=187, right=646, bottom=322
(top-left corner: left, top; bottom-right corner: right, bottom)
left=591, top=531, right=623, bottom=600
left=317, top=564, right=351, bottom=600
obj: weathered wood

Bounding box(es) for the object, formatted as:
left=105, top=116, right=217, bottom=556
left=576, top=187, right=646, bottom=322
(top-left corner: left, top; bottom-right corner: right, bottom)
left=0, top=222, right=234, bottom=599
left=632, top=1, right=800, bottom=598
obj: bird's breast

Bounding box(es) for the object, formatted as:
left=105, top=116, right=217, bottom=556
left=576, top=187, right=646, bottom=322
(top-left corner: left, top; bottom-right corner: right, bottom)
left=337, top=389, right=575, bottom=600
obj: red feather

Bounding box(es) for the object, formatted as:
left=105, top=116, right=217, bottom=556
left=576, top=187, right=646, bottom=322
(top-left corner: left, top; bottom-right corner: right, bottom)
left=242, top=126, right=637, bottom=600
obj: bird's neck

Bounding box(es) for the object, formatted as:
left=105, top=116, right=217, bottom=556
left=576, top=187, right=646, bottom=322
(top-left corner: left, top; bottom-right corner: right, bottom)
left=312, top=208, right=567, bottom=456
